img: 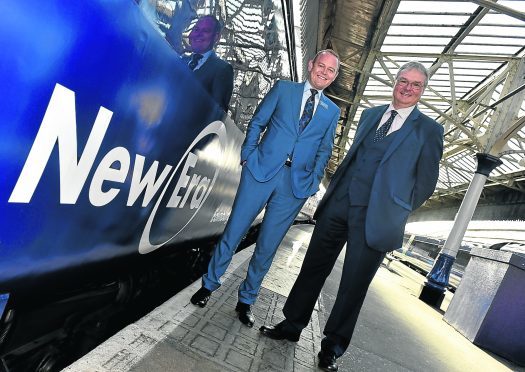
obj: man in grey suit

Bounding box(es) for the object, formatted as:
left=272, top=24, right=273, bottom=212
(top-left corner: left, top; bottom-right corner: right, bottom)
left=260, top=61, right=444, bottom=372
left=182, top=15, right=233, bottom=112
left=190, top=50, right=340, bottom=329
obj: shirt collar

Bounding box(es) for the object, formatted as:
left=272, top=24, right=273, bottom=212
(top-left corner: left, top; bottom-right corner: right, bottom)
left=304, top=80, right=322, bottom=96
left=192, top=49, right=214, bottom=61
left=201, top=50, right=214, bottom=59
left=387, top=103, right=416, bottom=119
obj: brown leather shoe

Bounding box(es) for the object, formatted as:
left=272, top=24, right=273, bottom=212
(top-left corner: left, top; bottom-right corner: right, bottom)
left=259, top=322, right=300, bottom=342
left=318, top=349, right=338, bottom=371
left=235, top=302, right=255, bottom=327
left=190, top=287, right=211, bottom=307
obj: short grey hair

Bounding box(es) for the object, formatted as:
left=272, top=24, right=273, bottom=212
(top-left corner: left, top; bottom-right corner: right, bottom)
left=396, top=61, right=429, bottom=87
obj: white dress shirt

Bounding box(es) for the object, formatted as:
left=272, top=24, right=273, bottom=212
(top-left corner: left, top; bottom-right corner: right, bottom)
left=378, top=104, right=416, bottom=135
left=189, top=50, right=214, bottom=71
left=299, top=81, right=322, bottom=119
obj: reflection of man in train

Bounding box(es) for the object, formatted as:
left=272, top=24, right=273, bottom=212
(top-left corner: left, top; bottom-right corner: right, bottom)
left=259, top=61, right=444, bottom=371
left=181, top=15, right=233, bottom=112
left=191, top=50, right=341, bottom=328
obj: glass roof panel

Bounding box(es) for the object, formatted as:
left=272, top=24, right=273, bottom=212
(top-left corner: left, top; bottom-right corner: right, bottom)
left=499, top=0, right=525, bottom=11
left=396, top=1, right=480, bottom=13
left=463, top=35, right=525, bottom=45
left=455, top=44, right=522, bottom=55
left=365, top=0, right=525, bottom=197
left=392, top=14, right=471, bottom=25
left=388, top=25, right=460, bottom=36
left=472, top=25, right=525, bottom=37
left=482, top=13, right=525, bottom=25
left=383, top=36, right=453, bottom=45
left=381, top=45, right=447, bottom=53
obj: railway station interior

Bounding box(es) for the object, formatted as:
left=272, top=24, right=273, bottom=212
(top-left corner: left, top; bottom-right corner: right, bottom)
left=1, top=0, right=525, bottom=371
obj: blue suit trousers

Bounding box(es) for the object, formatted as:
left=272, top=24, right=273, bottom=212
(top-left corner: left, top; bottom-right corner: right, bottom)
left=202, top=165, right=307, bottom=304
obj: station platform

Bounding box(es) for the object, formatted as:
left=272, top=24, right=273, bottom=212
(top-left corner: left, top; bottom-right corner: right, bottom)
left=63, top=224, right=524, bottom=372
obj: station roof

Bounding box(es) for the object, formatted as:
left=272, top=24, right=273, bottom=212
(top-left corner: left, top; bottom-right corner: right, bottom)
left=152, top=0, right=524, bottom=204
left=298, top=0, right=525, bottom=203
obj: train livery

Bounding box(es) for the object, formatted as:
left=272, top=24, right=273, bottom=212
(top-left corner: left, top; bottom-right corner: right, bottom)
left=0, top=1, right=248, bottom=370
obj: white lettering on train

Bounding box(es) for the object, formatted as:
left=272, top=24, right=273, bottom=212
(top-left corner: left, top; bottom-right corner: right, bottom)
left=9, top=84, right=113, bottom=204
left=89, top=146, right=130, bottom=206
left=139, top=121, right=226, bottom=254
left=8, top=83, right=227, bottom=253
left=127, top=155, right=173, bottom=207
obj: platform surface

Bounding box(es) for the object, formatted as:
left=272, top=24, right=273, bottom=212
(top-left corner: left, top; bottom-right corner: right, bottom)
left=64, top=224, right=525, bottom=372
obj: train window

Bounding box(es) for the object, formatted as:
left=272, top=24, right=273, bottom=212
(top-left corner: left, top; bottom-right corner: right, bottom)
left=499, top=242, right=525, bottom=256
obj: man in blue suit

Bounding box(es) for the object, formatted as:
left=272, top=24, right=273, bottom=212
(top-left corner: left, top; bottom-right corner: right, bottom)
left=260, top=61, right=444, bottom=371
left=191, top=50, right=341, bottom=328
left=181, top=15, right=233, bottom=112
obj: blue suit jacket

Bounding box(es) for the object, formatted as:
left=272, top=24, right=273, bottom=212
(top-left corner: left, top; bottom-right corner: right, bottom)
left=316, top=104, right=444, bottom=252
left=241, top=80, right=339, bottom=199
left=182, top=52, right=234, bottom=112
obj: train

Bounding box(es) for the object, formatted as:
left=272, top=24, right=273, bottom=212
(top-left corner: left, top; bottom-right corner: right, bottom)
left=392, top=231, right=525, bottom=291
left=391, top=234, right=471, bottom=290
left=0, top=1, right=266, bottom=370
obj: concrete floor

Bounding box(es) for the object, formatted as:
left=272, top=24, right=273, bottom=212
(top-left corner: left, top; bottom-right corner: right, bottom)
left=64, top=224, right=525, bottom=372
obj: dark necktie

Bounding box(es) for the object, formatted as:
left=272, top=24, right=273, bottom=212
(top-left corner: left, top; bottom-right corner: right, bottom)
left=373, top=110, right=398, bottom=142
left=299, top=89, right=318, bottom=133
left=188, top=53, right=203, bottom=70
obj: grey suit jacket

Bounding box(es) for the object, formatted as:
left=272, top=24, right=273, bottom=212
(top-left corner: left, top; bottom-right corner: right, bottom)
left=315, top=105, right=444, bottom=252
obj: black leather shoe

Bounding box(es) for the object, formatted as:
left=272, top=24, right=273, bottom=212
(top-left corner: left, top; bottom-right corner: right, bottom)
left=318, top=349, right=338, bottom=371
left=235, top=302, right=255, bottom=327
left=190, top=287, right=211, bottom=307
left=259, top=322, right=300, bottom=342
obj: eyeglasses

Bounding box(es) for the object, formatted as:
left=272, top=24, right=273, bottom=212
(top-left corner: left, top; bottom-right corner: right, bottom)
left=396, top=78, right=425, bottom=91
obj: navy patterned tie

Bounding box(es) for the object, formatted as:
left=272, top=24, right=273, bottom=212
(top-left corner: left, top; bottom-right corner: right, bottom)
left=373, top=110, right=398, bottom=142
left=188, top=53, right=203, bottom=70
left=299, top=89, right=318, bottom=133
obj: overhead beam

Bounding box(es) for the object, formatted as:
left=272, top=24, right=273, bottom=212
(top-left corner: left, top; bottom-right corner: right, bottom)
left=379, top=51, right=517, bottom=62
left=332, top=0, right=402, bottom=170
left=470, top=0, right=525, bottom=22
left=483, top=58, right=525, bottom=154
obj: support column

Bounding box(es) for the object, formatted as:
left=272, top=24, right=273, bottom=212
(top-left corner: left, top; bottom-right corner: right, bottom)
left=419, top=153, right=502, bottom=307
